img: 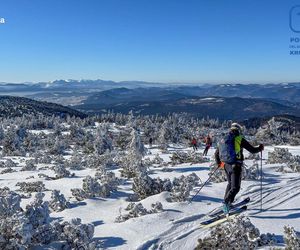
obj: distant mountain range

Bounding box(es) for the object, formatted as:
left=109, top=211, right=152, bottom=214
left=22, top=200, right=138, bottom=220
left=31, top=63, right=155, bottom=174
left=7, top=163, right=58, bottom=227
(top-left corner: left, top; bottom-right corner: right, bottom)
left=74, top=93, right=300, bottom=121
left=0, top=80, right=300, bottom=121
left=0, top=96, right=86, bottom=118
left=1, top=80, right=300, bottom=104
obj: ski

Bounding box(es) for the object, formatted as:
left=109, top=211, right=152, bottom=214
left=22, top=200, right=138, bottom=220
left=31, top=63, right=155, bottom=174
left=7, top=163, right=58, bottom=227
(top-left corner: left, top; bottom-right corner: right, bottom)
left=208, top=197, right=250, bottom=217
left=200, top=205, right=247, bottom=228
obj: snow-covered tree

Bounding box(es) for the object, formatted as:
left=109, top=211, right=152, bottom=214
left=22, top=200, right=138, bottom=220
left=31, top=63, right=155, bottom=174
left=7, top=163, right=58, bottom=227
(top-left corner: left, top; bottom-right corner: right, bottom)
left=169, top=173, right=200, bottom=202
left=21, top=159, right=37, bottom=171
left=49, top=190, right=70, bottom=212
left=115, top=202, right=163, bottom=223
left=284, top=225, right=300, bottom=249
left=53, top=164, right=74, bottom=179
left=16, top=181, right=46, bottom=193
left=196, top=216, right=277, bottom=249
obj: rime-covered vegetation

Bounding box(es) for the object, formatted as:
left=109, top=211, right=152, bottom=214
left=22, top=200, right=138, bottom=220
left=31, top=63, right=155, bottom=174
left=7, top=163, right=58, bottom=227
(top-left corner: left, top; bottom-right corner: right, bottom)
left=0, top=112, right=299, bottom=249
left=196, top=216, right=277, bottom=249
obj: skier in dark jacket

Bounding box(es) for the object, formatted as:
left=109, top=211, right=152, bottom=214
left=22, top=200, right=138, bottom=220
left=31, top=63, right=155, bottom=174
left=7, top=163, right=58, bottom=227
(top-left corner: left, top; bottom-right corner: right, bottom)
left=214, top=123, right=264, bottom=213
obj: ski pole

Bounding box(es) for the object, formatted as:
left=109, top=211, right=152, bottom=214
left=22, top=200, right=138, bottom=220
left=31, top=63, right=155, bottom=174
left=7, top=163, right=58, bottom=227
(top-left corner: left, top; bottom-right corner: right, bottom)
left=260, top=151, right=263, bottom=211
left=188, top=165, right=219, bottom=204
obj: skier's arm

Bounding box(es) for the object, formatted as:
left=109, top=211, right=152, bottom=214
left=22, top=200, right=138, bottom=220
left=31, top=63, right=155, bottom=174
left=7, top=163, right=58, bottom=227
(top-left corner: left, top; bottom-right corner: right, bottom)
left=241, top=138, right=263, bottom=154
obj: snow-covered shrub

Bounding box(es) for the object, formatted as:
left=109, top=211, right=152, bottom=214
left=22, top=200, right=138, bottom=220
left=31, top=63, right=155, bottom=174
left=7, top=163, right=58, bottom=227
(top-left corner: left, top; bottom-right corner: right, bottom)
left=49, top=137, right=67, bottom=155
left=0, top=191, right=50, bottom=247
left=95, top=170, right=119, bottom=194
left=25, top=192, right=50, bottom=229
left=31, top=223, right=56, bottom=245
left=53, top=155, right=66, bottom=164
left=283, top=225, right=300, bottom=250
left=60, top=218, right=96, bottom=250
left=268, top=148, right=300, bottom=173
left=152, top=154, right=164, bottom=165
left=53, top=164, right=74, bottom=179
left=38, top=155, right=53, bottom=164
left=1, top=127, right=26, bottom=156
left=70, top=188, right=87, bottom=201
left=129, top=129, right=147, bottom=156
left=169, top=173, right=200, bottom=202
left=21, top=159, right=37, bottom=171
left=49, top=190, right=70, bottom=212
left=144, top=154, right=167, bottom=168
left=0, top=186, right=96, bottom=248
left=255, top=117, right=300, bottom=145
left=71, top=175, right=116, bottom=201
left=66, top=155, right=85, bottom=170
left=243, top=160, right=260, bottom=180
left=285, top=155, right=300, bottom=173
left=0, top=187, right=22, bottom=217
left=80, top=176, right=101, bottom=198
left=119, top=130, right=148, bottom=178
left=268, top=148, right=293, bottom=164
left=0, top=213, right=32, bottom=249
left=115, top=202, right=163, bottom=223
left=209, top=164, right=227, bottom=183
left=5, top=159, right=18, bottom=168
left=0, top=167, right=16, bottom=174
left=38, top=173, right=54, bottom=180
left=120, top=151, right=147, bottom=178
left=133, top=172, right=200, bottom=202
left=132, top=173, right=155, bottom=200
left=132, top=173, right=172, bottom=200
left=16, top=181, right=46, bottom=193
left=158, top=121, right=168, bottom=150
left=84, top=152, right=116, bottom=170
left=93, top=126, right=113, bottom=155
left=83, top=175, right=107, bottom=197
left=170, top=151, right=209, bottom=165
left=150, top=201, right=164, bottom=213
left=133, top=172, right=200, bottom=201
left=196, top=216, right=276, bottom=249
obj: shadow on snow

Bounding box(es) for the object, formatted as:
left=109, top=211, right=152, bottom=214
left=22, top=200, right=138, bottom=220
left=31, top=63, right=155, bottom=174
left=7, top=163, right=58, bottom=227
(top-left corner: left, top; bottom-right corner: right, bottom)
left=94, top=236, right=126, bottom=248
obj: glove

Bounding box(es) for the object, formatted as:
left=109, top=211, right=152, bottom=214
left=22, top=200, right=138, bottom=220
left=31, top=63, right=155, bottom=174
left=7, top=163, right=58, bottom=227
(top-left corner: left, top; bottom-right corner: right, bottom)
left=218, top=162, right=225, bottom=168
left=258, top=144, right=264, bottom=151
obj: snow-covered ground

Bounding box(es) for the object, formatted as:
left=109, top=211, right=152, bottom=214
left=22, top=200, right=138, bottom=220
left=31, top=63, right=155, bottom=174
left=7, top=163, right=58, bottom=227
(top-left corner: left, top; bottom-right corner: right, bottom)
left=1, top=143, right=300, bottom=249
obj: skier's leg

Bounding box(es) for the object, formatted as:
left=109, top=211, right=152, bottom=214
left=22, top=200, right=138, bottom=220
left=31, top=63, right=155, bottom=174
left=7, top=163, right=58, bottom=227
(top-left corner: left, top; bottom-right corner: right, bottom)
left=206, top=145, right=210, bottom=154
left=224, top=164, right=232, bottom=202
left=227, top=164, right=242, bottom=203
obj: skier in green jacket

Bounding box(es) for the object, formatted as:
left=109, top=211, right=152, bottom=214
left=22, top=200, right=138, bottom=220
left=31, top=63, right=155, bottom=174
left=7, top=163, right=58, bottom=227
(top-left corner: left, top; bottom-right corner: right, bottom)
left=214, top=123, right=264, bottom=214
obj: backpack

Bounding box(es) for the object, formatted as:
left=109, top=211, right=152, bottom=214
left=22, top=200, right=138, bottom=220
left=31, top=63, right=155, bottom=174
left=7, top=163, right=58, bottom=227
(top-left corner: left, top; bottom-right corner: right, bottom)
left=218, top=132, right=236, bottom=164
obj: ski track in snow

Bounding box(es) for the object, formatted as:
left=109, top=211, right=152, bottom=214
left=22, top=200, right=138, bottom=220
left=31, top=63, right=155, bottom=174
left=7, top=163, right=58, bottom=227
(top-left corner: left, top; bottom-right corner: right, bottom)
left=245, top=175, right=300, bottom=213
left=137, top=213, right=208, bottom=250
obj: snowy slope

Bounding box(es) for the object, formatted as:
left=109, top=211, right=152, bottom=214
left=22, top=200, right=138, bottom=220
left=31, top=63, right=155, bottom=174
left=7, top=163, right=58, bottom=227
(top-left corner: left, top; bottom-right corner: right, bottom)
left=1, top=143, right=300, bottom=249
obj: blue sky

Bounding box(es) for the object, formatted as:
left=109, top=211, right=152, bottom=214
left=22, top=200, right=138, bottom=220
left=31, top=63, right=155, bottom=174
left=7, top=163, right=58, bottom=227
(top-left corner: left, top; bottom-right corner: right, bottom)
left=0, top=0, right=299, bottom=83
